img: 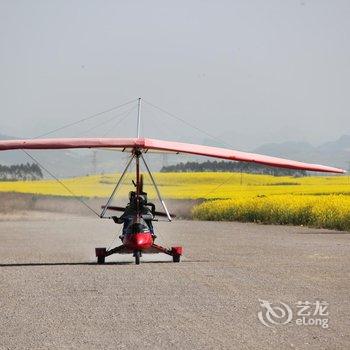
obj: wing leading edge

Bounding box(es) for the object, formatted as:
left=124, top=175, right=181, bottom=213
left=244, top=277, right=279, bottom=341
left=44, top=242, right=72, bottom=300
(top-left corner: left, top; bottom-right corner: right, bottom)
left=0, top=137, right=345, bottom=173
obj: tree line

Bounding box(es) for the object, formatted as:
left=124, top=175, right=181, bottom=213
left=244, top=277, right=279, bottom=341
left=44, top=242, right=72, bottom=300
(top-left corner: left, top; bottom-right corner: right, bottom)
left=0, top=163, right=43, bottom=181
left=160, top=160, right=307, bottom=177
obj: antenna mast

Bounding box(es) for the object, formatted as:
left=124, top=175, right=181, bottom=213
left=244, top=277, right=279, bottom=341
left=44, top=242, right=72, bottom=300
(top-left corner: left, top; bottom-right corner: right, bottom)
left=137, top=97, right=141, bottom=138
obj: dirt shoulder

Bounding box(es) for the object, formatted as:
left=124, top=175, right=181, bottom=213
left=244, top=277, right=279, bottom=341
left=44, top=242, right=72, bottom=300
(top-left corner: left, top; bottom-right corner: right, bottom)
left=0, top=192, right=200, bottom=219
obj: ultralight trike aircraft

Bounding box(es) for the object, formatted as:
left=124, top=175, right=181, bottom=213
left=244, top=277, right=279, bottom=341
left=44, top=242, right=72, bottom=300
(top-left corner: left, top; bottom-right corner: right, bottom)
left=0, top=99, right=345, bottom=264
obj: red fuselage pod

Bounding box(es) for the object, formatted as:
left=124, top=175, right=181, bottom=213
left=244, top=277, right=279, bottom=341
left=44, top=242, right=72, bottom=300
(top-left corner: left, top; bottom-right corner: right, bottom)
left=123, top=232, right=153, bottom=251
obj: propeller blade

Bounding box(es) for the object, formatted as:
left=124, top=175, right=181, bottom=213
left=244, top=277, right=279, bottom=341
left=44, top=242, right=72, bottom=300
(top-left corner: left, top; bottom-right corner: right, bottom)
left=153, top=210, right=176, bottom=218
left=101, top=205, right=176, bottom=218
left=101, top=205, right=125, bottom=212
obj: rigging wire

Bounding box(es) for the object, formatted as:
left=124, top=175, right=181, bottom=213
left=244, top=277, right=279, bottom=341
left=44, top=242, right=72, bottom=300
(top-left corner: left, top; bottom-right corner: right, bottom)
left=201, top=173, right=238, bottom=198
left=141, top=103, right=177, bottom=140
left=77, top=104, right=137, bottom=137
left=140, top=104, right=185, bottom=170
left=106, top=225, right=124, bottom=252
left=143, top=99, right=234, bottom=149
left=143, top=99, right=241, bottom=197
left=21, top=150, right=101, bottom=217
left=102, top=105, right=137, bottom=137
left=21, top=96, right=240, bottom=210
left=33, top=98, right=137, bottom=139
left=21, top=99, right=138, bottom=217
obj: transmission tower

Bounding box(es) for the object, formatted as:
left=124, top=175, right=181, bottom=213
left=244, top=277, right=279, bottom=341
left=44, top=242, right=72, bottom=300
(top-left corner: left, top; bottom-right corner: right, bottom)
left=92, top=150, right=97, bottom=175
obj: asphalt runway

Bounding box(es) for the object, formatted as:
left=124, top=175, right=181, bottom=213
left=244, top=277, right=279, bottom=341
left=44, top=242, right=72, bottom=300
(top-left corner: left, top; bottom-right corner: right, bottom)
left=0, top=212, right=349, bottom=349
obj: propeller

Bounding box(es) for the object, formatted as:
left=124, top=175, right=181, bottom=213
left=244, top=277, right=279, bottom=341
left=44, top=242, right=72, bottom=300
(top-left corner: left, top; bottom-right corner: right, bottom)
left=101, top=205, right=176, bottom=218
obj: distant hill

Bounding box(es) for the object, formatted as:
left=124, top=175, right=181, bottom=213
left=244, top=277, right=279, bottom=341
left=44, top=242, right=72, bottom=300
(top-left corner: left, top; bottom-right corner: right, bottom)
left=253, top=135, right=350, bottom=170
left=0, top=134, right=14, bottom=140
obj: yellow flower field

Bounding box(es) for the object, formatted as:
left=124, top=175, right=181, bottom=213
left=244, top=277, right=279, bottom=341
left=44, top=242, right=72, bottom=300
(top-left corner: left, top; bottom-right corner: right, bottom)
left=192, top=195, right=350, bottom=231
left=0, top=172, right=349, bottom=230
left=0, top=172, right=349, bottom=199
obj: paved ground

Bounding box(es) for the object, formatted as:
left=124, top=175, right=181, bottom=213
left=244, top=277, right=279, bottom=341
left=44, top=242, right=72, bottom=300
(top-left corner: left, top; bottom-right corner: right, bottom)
left=0, top=212, right=349, bottom=349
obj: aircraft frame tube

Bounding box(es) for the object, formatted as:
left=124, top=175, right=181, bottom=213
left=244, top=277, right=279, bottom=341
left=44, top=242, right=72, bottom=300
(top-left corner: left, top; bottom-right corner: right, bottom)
left=140, top=153, right=172, bottom=221
left=100, top=154, right=135, bottom=218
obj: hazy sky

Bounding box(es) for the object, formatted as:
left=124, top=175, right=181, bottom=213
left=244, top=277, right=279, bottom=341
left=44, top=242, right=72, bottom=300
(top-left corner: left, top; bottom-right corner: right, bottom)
left=1, top=0, right=349, bottom=150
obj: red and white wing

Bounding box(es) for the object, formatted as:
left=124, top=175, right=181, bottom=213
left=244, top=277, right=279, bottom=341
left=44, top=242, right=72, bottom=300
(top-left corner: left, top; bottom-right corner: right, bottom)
left=0, top=137, right=345, bottom=173
left=0, top=138, right=138, bottom=151
left=142, top=139, right=346, bottom=173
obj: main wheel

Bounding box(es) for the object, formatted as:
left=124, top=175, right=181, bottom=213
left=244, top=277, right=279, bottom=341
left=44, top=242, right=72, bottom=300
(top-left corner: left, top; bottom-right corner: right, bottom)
left=97, top=255, right=105, bottom=264
left=96, top=248, right=106, bottom=264
left=173, top=254, right=181, bottom=263
left=134, top=250, right=141, bottom=265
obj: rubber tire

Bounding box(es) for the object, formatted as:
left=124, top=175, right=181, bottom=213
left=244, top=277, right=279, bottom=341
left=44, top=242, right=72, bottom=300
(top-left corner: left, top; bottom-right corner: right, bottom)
left=97, top=256, right=105, bottom=264
left=135, top=251, right=141, bottom=265
left=173, top=254, right=180, bottom=263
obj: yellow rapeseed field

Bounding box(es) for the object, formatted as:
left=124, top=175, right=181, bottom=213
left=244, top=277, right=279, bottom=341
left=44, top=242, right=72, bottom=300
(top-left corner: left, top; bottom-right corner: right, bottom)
left=192, top=195, right=350, bottom=231
left=1, top=172, right=349, bottom=199
left=1, top=172, right=349, bottom=230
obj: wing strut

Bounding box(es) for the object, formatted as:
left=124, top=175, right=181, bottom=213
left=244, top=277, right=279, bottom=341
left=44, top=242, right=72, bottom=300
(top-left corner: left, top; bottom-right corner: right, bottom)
left=100, top=154, right=135, bottom=218
left=99, top=148, right=172, bottom=221
left=140, top=154, right=172, bottom=222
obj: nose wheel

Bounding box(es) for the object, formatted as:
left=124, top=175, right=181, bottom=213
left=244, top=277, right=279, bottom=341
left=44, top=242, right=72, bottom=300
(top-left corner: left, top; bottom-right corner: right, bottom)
left=134, top=250, right=141, bottom=265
